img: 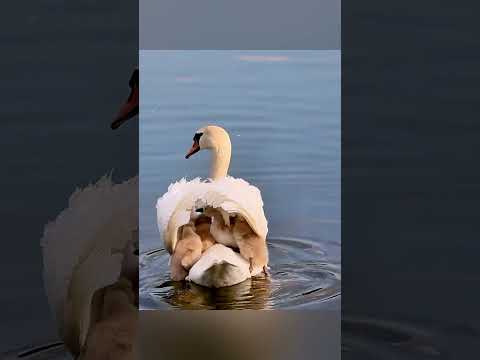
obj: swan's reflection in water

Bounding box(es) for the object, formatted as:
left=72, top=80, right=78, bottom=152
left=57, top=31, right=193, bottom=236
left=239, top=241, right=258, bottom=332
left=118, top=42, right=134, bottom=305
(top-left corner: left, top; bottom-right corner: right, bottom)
left=140, top=237, right=341, bottom=310
left=158, top=275, right=273, bottom=310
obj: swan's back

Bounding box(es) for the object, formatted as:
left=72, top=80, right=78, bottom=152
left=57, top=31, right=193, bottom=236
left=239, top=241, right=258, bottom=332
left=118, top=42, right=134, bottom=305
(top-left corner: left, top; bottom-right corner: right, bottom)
left=156, top=176, right=268, bottom=254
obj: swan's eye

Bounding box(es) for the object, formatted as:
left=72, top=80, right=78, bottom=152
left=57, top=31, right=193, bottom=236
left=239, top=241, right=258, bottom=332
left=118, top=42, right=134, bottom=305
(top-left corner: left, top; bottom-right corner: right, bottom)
left=193, top=132, right=203, bottom=144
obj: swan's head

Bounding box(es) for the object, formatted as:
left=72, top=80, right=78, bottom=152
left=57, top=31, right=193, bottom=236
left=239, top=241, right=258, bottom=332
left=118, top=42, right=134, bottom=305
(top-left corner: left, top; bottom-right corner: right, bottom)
left=185, top=125, right=231, bottom=159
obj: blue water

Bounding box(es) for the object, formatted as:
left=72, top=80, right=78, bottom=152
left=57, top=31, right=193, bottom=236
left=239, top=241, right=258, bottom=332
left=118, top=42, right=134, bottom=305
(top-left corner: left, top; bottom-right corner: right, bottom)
left=139, top=50, right=341, bottom=310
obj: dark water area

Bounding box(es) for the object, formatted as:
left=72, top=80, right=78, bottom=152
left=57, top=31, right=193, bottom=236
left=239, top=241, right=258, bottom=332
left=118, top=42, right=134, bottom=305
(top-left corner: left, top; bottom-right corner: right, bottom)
left=341, top=3, right=480, bottom=358
left=139, top=50, right=341, bottom=311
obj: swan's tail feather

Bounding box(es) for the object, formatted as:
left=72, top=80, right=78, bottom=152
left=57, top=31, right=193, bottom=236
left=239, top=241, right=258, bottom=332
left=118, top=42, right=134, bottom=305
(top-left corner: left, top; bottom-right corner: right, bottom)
left=186, top=244, right=252, bottom=288
left=187, top=261, right=246, bottom=288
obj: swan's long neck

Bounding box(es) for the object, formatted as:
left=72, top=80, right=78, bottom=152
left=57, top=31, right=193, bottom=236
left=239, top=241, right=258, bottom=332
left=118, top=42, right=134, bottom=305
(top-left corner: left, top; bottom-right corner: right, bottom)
left=210, top=143, right=231, bottom=180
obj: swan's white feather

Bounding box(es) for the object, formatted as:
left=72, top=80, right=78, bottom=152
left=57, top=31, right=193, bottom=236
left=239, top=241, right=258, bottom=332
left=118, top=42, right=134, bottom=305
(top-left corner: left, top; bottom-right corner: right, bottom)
left=41, top=175, right=138, bottom=349
left=186, top=244, right=262, bottom=287
left=156, top=176, right=268, bottom=254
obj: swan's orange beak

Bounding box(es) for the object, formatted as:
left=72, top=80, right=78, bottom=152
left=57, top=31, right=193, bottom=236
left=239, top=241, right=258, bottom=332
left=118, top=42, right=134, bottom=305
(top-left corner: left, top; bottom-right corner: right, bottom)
left=185, top=142, right=200, bottom=159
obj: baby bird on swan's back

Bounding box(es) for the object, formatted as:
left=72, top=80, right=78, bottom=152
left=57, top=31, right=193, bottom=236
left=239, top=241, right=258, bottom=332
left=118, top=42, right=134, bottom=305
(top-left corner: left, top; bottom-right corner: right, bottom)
left=169, top=222, right=203, bottom=281
left=205, top=207, right=269, bottom=274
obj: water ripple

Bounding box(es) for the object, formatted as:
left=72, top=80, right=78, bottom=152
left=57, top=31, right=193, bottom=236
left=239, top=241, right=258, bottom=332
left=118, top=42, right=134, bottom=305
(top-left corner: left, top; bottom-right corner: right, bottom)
left=140, top=237, right=341, bottom=310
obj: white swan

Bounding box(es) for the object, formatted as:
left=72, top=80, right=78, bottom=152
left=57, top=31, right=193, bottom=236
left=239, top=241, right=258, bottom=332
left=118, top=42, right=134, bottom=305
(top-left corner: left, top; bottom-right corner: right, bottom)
left=41, top=175, right=138, bottom=356
left=156, top=125, right=269, bottom=287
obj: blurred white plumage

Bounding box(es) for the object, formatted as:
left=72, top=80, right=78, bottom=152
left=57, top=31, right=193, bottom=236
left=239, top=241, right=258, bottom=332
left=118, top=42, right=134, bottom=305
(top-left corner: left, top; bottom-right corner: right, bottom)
left=41, top=175, right=138, bottom=355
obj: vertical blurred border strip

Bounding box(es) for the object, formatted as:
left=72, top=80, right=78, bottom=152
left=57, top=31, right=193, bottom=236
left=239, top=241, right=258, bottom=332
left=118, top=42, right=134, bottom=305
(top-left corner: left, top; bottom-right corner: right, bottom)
left=0, top=0, right=139, bottom=357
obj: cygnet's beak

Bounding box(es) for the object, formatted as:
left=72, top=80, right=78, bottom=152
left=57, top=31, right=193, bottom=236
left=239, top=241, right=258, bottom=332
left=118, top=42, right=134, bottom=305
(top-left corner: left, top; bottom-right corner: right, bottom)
left=185, top=142, right=200, bottom=159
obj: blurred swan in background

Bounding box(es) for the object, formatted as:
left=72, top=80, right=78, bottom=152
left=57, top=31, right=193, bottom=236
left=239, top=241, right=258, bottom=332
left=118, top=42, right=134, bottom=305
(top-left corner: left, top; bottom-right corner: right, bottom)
left=41, top=175, right=138, bottom=358
left=39, top=68, right=140, bottom=359
left=157, top=125, right=269, bottom=288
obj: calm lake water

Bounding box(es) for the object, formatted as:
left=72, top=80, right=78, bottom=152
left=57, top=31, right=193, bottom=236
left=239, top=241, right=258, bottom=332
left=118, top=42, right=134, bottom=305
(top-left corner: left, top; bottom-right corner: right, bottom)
left=139, top=50, right=341, bottom=310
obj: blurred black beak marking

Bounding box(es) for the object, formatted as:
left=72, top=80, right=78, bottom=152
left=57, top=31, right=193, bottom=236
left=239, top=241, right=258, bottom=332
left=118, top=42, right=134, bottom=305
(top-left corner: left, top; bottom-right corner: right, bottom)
left=111, top=68, right=139, bottom=130
left=185, top=132, right=203, bottom=159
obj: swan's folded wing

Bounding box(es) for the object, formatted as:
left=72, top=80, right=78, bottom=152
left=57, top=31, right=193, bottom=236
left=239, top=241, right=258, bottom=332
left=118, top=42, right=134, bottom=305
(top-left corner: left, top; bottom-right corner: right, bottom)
left=156, top=177, right=206, bottom=253
left=202, top=176, right=268, bottom=240
left=156, top=178, right=207, bottom=231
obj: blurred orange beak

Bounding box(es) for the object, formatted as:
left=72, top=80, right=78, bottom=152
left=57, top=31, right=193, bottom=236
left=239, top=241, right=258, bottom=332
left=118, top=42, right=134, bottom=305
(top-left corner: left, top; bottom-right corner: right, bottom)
left=111, top=85, right=139, bottom=130
left=185, top=142, right=200, bottom=159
